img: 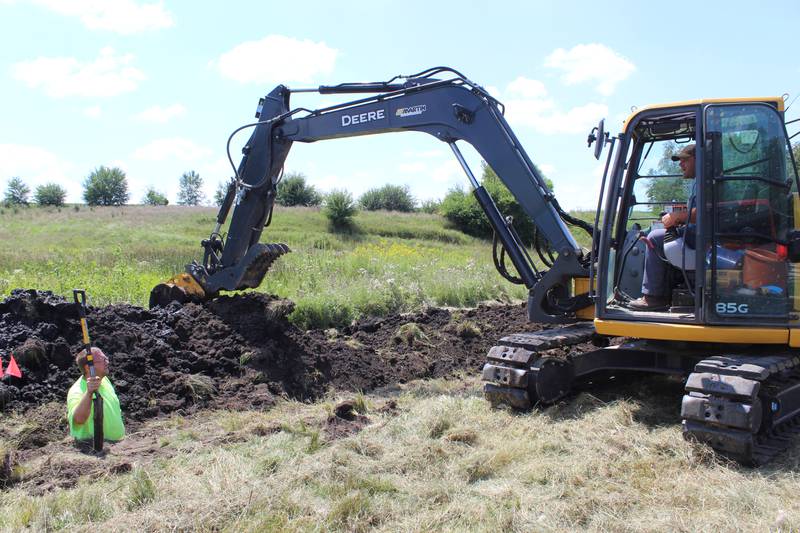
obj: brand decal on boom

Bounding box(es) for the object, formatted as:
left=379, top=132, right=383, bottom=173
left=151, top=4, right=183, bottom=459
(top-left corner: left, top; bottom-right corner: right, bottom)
left=341, top=109, right=386, bottom=127
left=396, top=105, right=427, bottom=118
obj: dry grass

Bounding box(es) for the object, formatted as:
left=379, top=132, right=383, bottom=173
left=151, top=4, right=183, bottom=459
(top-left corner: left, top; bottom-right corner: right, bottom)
left=1, top=378, right=800, bottom=532
left=391, top=323, right=431, bottom=347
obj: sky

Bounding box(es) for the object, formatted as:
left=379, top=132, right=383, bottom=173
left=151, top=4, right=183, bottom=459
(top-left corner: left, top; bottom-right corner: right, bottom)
left=1, top=0, right=799, bottom=210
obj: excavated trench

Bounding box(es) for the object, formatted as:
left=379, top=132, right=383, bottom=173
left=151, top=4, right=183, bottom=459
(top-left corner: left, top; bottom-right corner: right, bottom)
left=1, top=289, right=685, bottom=493
left=0, top=288, right=554, bottom=420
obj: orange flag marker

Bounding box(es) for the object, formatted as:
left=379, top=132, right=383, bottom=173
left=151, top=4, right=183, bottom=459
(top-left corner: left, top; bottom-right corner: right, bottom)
left=6, top=355, right=21, bottom=378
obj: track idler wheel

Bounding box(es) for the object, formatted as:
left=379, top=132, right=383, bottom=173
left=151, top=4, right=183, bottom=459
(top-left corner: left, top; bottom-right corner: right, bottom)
left=530, top=357, right=574, bottom=404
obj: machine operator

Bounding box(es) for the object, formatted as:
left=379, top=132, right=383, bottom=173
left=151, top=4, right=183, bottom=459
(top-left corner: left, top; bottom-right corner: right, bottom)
left=628, top=144, right=696, bottom=310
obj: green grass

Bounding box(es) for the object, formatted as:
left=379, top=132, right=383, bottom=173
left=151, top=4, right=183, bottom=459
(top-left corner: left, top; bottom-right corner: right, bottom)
left=2, top=380, right=799, bottom=531
left=0, top=205, right=593, bottom=328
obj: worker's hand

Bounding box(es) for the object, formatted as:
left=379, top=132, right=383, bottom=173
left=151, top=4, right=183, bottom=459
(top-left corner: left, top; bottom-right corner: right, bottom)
left=661, top=211, right=687, bottom=228
left=86, top=376, right=102, bottom=394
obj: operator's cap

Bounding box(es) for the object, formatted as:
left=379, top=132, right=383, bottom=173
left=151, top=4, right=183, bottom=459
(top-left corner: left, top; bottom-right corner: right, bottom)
left=671, top=144, right=696, bottom=161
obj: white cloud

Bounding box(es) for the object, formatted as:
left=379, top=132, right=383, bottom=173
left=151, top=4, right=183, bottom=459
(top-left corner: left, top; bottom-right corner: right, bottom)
left=84, top=105, right=102, bottom=118
left=485, top=85, right=501, bottom=98
left=508, top=101, right=608, bottom=134
left=12, top=47, right=146, bottom=98
left=21, top=0, right=173, bottom=34
left=502, top=76, right=607, bottom=134
left=544, top=43, right=635, bottom=96
left=132, top=138, right=212, bottom=162
left=396, top=156, right=463, bottom=200
left=539, top=163, right=556, bottom=176
left=401, top=148, right=446, bottom=159
left=0, top=144, right=82, bottom=201
left=507, top=76, right=548, bottom=99
left=214, top=35, right=338, bottom=84
left=307, top=173, right=345, bottom=193
left=134, top=104, right=186, bottom=123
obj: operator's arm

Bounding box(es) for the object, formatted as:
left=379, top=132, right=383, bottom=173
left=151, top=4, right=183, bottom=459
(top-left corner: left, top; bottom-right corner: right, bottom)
left=662, top=207, right=696, bottom=228
left=69, top=377, right=101, bottom=425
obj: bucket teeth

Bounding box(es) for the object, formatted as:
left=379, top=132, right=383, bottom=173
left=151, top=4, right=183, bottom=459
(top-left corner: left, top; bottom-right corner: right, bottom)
left=239, top=243, right=290, bottom=289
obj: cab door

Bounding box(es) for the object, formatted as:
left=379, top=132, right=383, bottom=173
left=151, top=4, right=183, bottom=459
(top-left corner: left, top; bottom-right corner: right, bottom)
left=704, top=103, right=799, bottom=325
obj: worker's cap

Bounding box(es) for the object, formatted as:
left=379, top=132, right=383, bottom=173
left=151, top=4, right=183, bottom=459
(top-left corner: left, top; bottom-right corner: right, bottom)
left=671, top=144, right=696, bottom=161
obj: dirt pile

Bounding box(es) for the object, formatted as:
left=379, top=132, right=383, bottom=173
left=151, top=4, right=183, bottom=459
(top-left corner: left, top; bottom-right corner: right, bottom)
left=0, top=289, right=540, bottom=420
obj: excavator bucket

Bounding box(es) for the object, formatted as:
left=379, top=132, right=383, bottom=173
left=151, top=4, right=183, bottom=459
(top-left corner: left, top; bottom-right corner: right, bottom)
left=148, top=243, right=291, bottom=309
left=149, top=273, right=208, bottom=309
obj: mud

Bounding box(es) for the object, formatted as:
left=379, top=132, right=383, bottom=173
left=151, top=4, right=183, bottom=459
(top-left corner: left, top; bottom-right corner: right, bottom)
left=0, top=288, right=552, bottom=421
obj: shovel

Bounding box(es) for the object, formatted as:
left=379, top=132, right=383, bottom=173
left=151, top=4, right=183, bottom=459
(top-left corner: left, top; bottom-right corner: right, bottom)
left=73, top=289, right=103, bottom=452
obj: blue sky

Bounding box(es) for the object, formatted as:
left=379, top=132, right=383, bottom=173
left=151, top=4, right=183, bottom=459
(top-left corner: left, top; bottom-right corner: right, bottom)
left=1, top=0, right=799, bottom=210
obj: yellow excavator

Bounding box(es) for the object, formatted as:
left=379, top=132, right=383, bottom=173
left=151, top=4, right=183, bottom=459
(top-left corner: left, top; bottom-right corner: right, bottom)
left=151, top=67, right=800, bottom=464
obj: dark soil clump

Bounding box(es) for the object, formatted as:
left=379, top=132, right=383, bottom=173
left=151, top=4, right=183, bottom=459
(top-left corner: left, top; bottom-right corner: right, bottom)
left=0, top=289, right=544, bottom=423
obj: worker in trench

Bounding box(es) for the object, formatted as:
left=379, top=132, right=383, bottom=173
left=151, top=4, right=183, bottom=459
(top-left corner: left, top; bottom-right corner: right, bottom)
left=66, top=347, right=125, bottom=444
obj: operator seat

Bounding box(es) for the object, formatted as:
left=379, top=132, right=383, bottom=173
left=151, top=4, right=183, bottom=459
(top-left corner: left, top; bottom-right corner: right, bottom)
left=663, top=221, right=696, bottom=272
left=664, top=235, right=695, bottom=271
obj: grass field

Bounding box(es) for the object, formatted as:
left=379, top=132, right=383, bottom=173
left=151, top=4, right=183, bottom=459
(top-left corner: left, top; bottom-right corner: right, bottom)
left=2, top=377, right=799, bottom=532
left=0, top=204, right=559, bottom=328
left=2, top=205, right=800, bottom=532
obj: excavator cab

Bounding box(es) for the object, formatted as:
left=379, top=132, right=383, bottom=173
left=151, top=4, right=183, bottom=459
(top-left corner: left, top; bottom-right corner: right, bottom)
left=594, top=99, right=800, bottom=332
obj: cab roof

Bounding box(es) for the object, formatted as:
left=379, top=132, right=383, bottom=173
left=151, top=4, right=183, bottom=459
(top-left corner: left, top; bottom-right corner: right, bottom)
left=622, top=96, right=785, bottom=130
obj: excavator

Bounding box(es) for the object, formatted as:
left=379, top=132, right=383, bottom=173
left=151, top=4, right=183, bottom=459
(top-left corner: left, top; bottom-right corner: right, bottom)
left=150, top=67, right=800, bottom=465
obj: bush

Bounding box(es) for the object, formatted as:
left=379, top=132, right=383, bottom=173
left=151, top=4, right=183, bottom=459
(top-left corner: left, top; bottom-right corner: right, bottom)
left=418, top=199, right=441, bottom=214
left=177, top=170, right=204, bottom=206
left=4, top=177, right=30, bottom=205
left=323, top=189, right=357, bottom=229
left=142, top=187, right=169, bottom=206
left=83, top=166, right=129, bottom=206
left=34, top=183, right=67, bottom=206
left=276, top=172, right=322, bottom=207
left=358, top=184, right=415, bottom=212
left=440, top=162, right=553, bottom=244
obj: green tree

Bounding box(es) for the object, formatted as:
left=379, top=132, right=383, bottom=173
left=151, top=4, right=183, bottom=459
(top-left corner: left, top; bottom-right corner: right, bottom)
left=276, top=172, right=322, bottom=207
left=645, top=143, right=691, bottom=213
left=177, top=170, right=204, bottom=206
left=142, top=187, right=169, bottom=206
left=4, top=177, right=30, bottom=205
left=358, top=184, right=416, bottom=212
left=83, top=166, right=129, bottom=206
left=440, top=162, right=553, bottom=244
left=34, top=183, right=67, bottom=206
left=213, top=181, right=230, bottom=207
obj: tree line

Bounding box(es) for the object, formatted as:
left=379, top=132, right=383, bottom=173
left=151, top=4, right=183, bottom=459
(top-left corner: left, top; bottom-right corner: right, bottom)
left=2, top=163, right=557, bottom=241
left=2, top=167, right=209, bottom=207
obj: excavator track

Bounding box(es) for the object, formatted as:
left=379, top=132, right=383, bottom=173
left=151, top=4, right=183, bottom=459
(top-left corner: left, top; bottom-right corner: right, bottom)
left=682, top=354, right=800, bottom=465
left=482, top=322, right=596, bottom=409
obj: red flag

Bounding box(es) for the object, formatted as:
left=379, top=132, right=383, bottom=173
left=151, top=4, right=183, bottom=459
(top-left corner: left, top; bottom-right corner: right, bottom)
left=6, top=355, right=21, bottom=378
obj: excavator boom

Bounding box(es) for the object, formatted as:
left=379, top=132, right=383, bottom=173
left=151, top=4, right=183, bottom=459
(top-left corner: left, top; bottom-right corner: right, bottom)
left=151, top=67, right=592, bottom=322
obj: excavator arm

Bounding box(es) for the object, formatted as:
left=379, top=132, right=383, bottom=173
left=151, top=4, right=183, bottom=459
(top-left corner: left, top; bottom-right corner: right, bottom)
left=150, top=67, right=593, bottom=322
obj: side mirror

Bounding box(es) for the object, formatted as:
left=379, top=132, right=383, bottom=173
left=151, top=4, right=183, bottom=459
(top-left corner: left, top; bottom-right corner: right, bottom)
left=587, top=119, right=607, bottom=160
